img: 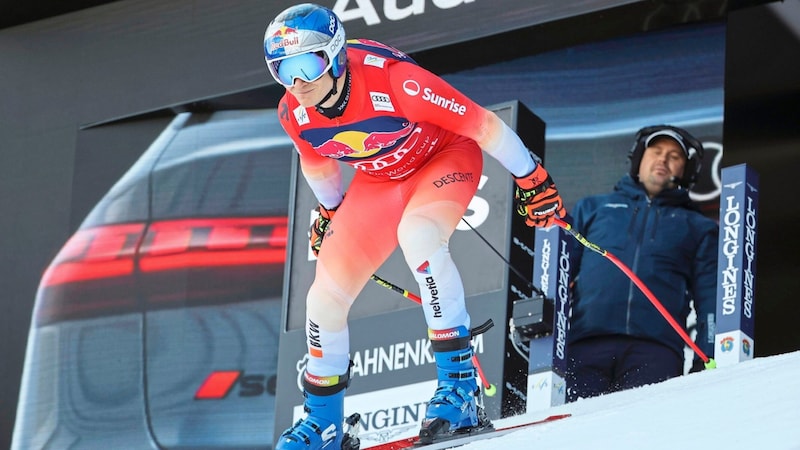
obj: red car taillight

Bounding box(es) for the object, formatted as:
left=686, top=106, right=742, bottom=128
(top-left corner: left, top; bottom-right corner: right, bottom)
left=44, top=223, right=145, bottom=285
left=138, top=217, right=288, bottom=308
left=139, top=218, right=287, bottom=272
left=35, top=218, right=287, bottom=326
left=36, top=224, right=145, bottom=326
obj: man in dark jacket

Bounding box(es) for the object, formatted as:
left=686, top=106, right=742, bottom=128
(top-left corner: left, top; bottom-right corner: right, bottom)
left=565, top=125, right=718, bottom=402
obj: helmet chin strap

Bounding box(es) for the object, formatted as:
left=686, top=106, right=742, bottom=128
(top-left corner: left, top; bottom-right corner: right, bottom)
left=315, top=69, right=351, bottom=119
left=315, top=71, right=341, bottom=110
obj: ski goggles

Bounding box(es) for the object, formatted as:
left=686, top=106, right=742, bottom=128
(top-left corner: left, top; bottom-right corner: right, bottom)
left=268, top=52, right=331, bottom=87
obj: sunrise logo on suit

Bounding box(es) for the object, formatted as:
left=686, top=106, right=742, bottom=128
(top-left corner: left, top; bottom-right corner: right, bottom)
left=304, top=117, right=415, bottom=160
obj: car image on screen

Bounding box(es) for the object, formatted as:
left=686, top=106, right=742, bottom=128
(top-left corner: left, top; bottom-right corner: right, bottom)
left=13, top=109, right=294, bottom=450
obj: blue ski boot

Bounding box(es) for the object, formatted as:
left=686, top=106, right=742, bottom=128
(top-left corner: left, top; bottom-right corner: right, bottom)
left=276, top=368, right=359, bottom=450
left=420, top=326, right=491, bottom=443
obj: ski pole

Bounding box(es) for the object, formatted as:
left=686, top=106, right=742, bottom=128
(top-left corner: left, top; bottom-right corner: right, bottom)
left=369, top=274, right=499, bottom=396
left=460, top=218, right=545, bottom=297
left=552, top=217, right=717, bottom=369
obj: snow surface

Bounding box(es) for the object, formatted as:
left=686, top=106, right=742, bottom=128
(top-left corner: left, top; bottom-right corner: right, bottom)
left=454, top=352, right=800, bottom=450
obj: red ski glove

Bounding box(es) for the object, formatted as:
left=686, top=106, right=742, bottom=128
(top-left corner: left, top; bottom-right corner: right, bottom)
left=310, top=203, right=338, bottom=257
left=514, top=164, right=566, bottom=228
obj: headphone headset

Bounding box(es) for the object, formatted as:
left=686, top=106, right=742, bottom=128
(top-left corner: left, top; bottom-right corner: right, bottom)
left=628, top=125, right=704, bottom=189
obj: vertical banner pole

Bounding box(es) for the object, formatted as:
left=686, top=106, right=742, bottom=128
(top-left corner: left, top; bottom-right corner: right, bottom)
left=526, top=226, right=572, bottom=412
left=715, top=163, right=759, bottom=366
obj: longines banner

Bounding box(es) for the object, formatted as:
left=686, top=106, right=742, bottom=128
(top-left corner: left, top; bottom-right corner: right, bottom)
left=715, top=164, right=759, bottom=367
left=528, top=226, right=573, bottom=412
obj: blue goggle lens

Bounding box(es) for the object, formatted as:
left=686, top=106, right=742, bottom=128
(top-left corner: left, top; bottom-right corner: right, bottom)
left=273, top=52, right=330, bottom=87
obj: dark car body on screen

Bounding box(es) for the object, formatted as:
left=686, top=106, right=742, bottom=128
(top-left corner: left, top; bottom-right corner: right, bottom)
left=13, top=110, right=294, bottom=449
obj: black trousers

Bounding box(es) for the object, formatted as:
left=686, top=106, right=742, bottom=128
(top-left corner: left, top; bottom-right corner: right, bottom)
left=565, top=335, right=683, bottom=402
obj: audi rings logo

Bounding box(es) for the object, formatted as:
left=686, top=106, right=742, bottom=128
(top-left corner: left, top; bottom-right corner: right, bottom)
left=369, top=91, right=395, bottom=112
left=403, top=79, right=421, bottom=96
left=371, top=93, right=390, bottom=103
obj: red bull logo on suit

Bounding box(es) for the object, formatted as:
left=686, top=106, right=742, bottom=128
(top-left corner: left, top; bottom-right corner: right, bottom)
left=311, top=120, right=415, bottom=160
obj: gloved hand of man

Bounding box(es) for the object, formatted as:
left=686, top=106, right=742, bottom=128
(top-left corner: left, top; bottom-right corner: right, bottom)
left=310, top=203, right=338, bottom=257
left=514, top=164, right=566, bottom=228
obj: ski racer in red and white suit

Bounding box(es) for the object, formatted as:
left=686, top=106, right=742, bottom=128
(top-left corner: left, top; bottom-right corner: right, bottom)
left=280, top=36, right=564, bottom=367
left=265, top=4, right=565, bottom=448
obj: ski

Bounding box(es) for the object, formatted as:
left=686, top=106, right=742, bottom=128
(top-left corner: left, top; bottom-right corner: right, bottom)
left=363, top=413, right=571, bottom=450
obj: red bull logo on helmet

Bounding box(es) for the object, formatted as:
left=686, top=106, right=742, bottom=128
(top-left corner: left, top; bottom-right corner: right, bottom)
left=269, top=26, right=300, bottom=53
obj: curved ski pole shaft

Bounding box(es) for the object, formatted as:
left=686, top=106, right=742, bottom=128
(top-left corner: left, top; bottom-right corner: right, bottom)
left=369, top=274, right=498, bottom=395
left=553, top=218, right=714, bottom=366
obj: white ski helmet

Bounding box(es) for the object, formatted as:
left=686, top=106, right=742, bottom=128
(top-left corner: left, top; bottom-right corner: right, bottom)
left=264, top=4, right=347, bottom=86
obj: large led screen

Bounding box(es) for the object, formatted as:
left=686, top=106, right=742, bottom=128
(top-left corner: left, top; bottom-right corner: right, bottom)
left=13, top=19, right=725, bottom=450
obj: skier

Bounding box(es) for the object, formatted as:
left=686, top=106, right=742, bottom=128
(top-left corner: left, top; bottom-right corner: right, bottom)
left=264, top=4, right=565, bottom=449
